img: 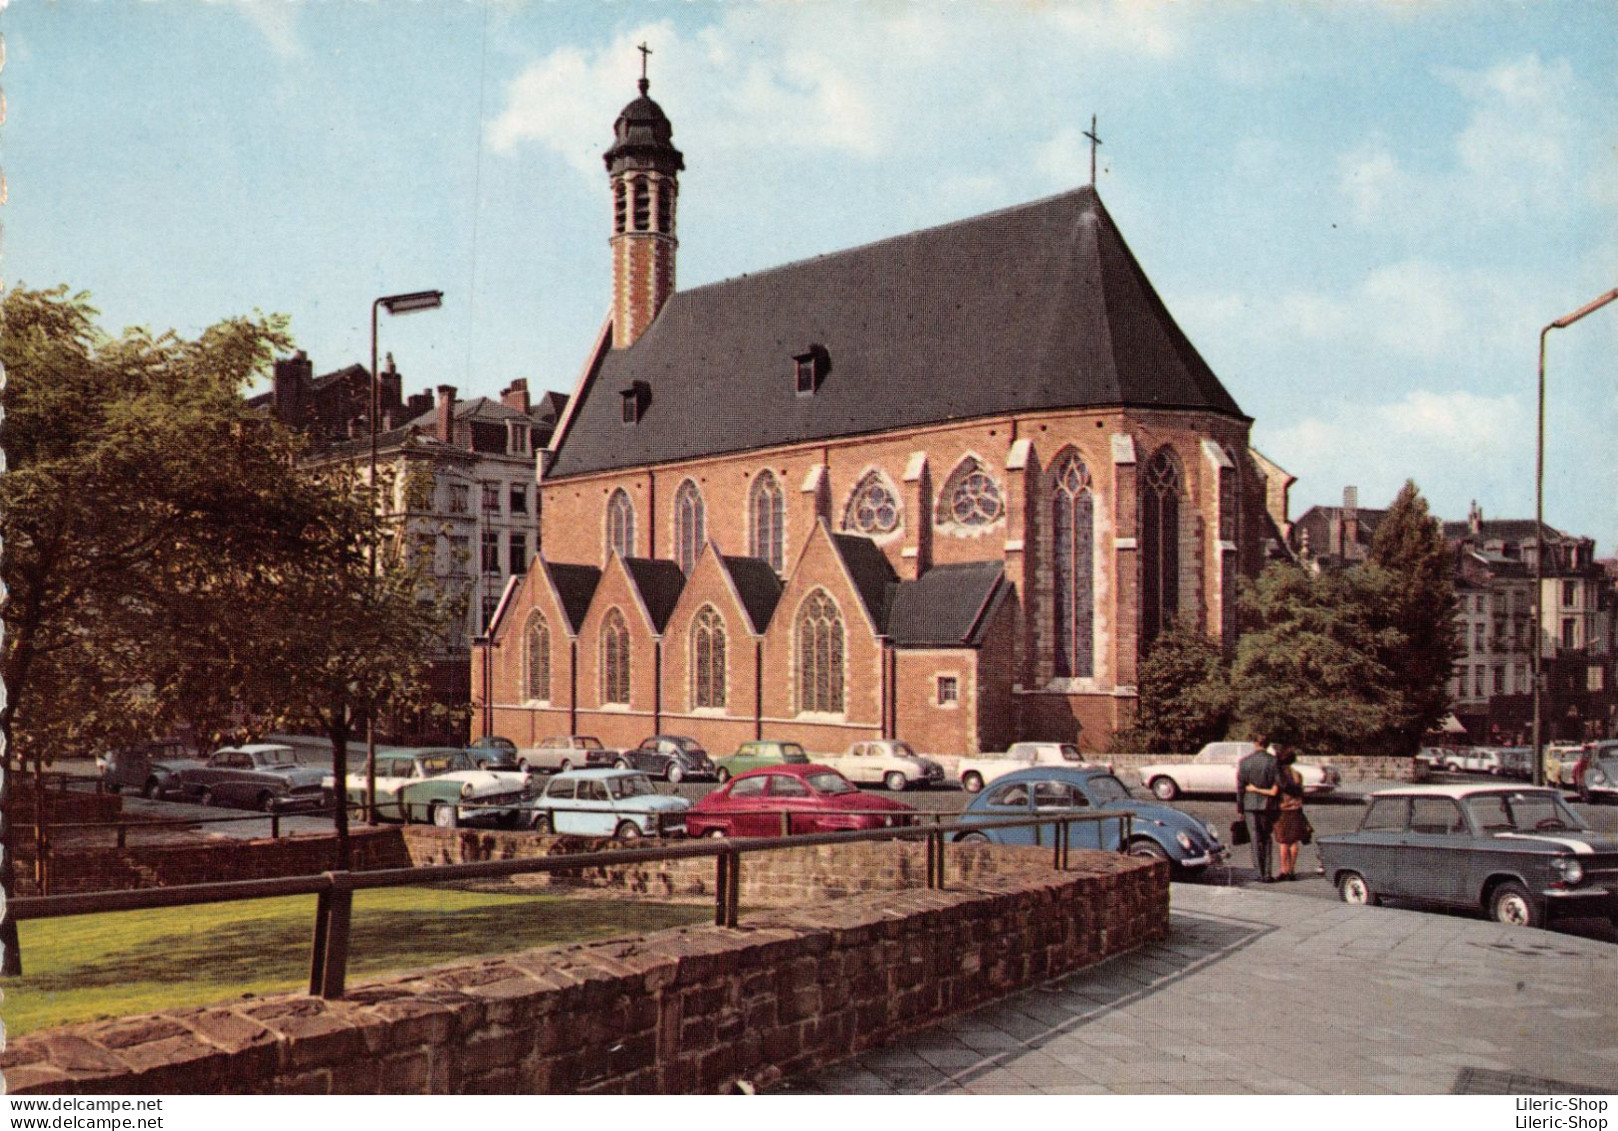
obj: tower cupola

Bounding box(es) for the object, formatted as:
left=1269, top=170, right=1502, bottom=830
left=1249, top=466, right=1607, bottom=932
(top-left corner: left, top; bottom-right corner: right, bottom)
left=605, top=52, right=683, bottom=349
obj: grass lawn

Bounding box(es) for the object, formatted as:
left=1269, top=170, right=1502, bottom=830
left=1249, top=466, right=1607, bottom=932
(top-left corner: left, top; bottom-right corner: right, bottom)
left=7, top=885, right=710, bottom=1037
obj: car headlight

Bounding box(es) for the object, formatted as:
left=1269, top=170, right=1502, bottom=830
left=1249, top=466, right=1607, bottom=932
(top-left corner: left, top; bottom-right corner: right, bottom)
left=1176, top=831, right=1194, bottom=852
left=461, top=782, right=475, bottom=798
left=1553, top=857, right=1585, bottom=885
left=1590, top=769, right=1608, bottom=785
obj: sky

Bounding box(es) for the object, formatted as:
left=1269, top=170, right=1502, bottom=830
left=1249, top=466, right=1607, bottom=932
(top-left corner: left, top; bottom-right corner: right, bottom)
left=4, top=1, right=1616, bottom=549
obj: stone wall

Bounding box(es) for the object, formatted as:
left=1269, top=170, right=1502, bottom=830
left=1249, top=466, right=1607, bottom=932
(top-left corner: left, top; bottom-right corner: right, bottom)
left=1, top=847, right=1167, bottom=1094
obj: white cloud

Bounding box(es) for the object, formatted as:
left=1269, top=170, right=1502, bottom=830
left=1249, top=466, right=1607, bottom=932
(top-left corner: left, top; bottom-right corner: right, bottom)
left=1035, top=128, right=1089, bottom=186
left=226, top=0, right=301, bottom=59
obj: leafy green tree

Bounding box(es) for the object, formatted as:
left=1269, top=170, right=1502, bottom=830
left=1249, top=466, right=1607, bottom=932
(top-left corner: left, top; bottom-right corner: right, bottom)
left=1365, top=481, right=1459, bottom=754
left=1232, top=563, right=1404, bottom=754
left=1113, top=620, right=1234, bottom=753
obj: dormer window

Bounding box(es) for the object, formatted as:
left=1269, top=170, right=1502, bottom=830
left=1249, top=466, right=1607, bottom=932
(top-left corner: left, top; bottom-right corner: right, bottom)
left=620, top=380, right=651, bottom=424
left=794, top=344, right=829, bottom=396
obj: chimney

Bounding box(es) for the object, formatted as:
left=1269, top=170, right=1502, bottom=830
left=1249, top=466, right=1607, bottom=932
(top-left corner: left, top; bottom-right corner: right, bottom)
left=272, top=350, right=313, bottom=427
left=501, top=378, right=531, bottom=415
left=1341, top=486, right=1359, bottom=557
left=380, top=352, right=403, bottom=413
left=1468, top=500, right=1483, bottom=536
left=406, top=388, right=434, bottom=418
left=435, top=385, right=457, bottom=444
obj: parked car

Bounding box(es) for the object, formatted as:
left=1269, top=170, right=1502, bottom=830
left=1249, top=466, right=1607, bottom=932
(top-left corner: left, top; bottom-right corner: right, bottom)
left=619, top=735, right=718, bottom=783
left=818, top=740, right=947, bottom=792
left=1496, top=747, right=1533, bottom=780
left=1579, top=741, right=1618, bottom=804
left=516, top=735, right=618, bottom=774
left=958, top=742, right=1105, bottom=794
left=466, top=735, right=521, bottom=771
left=327, top=748, right=536, bottom=827
left=525, top=768, right=690, bottom=838
left=685, top=765, right=915, bottom=837
left=1433, top=747, right=1502, bottom=775
left=713, top=740, right=811, bottom=782
left=1136, top=741, right=1340, bottom=801
left=953, top=766, right=1226, bottom=875
left=178, top=745, right=328, bottom=812
left=100, top=741, right=206, bottom=799
left=1546, top=744, right=1587, bottom=788
left=1317, top=784, right=1618, bottom=928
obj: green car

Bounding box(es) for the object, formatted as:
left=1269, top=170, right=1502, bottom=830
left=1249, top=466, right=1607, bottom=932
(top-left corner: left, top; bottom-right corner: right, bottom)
left=714, top=740, right=811, bottom=783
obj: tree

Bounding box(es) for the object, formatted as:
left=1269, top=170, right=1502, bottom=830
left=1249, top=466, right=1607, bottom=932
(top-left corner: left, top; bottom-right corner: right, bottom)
left=1113, top=620, right=1233, bottom=753
left=1232, top=563, right=1405, bottom=754
left=1365, top=481, right=1460, bottom=754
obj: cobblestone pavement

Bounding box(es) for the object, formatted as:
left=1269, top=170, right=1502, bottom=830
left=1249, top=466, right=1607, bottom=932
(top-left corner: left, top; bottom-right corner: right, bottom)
left=781, top=884, right=1618, bottom=1095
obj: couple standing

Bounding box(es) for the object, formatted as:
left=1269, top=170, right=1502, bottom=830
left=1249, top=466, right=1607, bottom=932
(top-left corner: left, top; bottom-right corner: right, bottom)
left=1236, top=738, right=1308, bottom=883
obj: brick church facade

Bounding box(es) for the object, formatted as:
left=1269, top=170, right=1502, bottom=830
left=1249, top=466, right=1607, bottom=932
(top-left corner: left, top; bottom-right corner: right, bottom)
left=473, top=75, right=1285, bottom=755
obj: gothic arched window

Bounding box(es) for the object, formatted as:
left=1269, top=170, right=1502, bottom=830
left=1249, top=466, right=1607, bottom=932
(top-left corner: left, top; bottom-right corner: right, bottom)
left=938, top=457, right=1004, bottom=527
left=674, top=479, right=705, bottom=575
left=1052, top=452, right=1095, bottom=678
left=524, top=612, right=551, bottom=703
left=601, top=608, right=631, bottom=705
left=692, top=606, right=727, bottom=709
left=749, top=471, right=785, bottom=572
left=843, top=471, right=901, bottom=535
left=1141, top=448, right=1183, bottom=647
left=797, top=589, right=845, bottom=714
left=607, top=488, right=635, bottom=560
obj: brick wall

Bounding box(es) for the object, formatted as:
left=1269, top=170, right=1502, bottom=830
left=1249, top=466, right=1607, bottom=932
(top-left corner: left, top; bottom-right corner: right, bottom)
left=1, top=847, right=1168, bottom=1095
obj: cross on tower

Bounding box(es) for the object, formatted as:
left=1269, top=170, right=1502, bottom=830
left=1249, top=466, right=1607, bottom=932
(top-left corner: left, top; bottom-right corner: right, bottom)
left=1083, top=114, right=1102, bottom=186
left=637, top=42, right=652, bottom=85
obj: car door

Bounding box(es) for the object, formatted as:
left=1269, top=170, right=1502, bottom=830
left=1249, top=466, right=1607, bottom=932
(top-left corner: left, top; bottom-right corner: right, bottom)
left=1033, top=779, right=1102, bottom=849
left=766, top=773, right=821, bottom=834
left=723, top=775, right=771, bottom=836
left=570, top=779, right=616, bottom=836
left=978, top=780, right=1035, bottom=844
left=1400, top=797, right=1470, bottom=904
left=543, top=776, right=581, bottom=833
left=1352, top=797, right=1412, bottom=898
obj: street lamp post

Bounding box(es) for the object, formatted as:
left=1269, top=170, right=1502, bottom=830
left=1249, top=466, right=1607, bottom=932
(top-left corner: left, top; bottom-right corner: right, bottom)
left=1532, top=285, right=1618, bottom=787
left=366, top=290, right=444, bottom=823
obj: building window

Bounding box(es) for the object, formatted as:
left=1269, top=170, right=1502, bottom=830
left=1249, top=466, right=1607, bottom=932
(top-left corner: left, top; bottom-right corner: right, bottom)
left=607, top=489, right=635, bottom=559
left=481, top=595, right=500, bottom=634
left=614, top=180, right=627, bottom=235
left=1473, top=667, right=1485, bottom=697
left=656, top=180, right=674, bottom=234
left=1473, top=623, right=1485, bottom=652
left=674, top=479, right=705, bottom=575
left=481, top=531, right=500, bottom=574
left=481, top=482, right=501, bottom=514
left=631, top=177, right=650, bottom=231
left=843, top=471, right=900, bottom=535
left=692, top=606, right=727, bottom=709
left=749, top=470, right=785, bottom=573
left=1519, top=665, right=1530, bottom=693
left=510, top=484, right=528, bottom=514
left=1140, top=447, right=1183, bottom=648
left=447, top=483, right=470, bottom=514
left=1562, top=580, right=1577, bottom=607
left=1492, top=666, right=1505, bottom=695
left=938, top=457, right=1003, bottom=528
left=1051, top=451, right=1095, bottom=679
left=509, top=533, right=528, bottom=573
left=601, top=609, right=631, bottom=705
left=1590, top=665, right=1605, bottom=693
left=797, top=589, right=845, bottom=714
left=449, top=535, right=471, bottom=574
left=937, top=676, right=959, bottom=707
left=524, top=612, right=551, bottom=703
left=1219, top=448, right=1240, bottom=544
left=1562, top=618, right=1577, bottom=649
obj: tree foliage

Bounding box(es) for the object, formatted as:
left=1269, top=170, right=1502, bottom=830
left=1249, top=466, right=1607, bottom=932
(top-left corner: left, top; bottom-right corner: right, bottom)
left=1113, top=620, right=1233, bottom=753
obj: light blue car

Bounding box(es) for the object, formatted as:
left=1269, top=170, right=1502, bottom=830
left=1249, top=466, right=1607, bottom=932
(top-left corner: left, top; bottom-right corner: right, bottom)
left=953, top=766, right=1226, bottom=875
left=526, top=768, right=691, bottom=839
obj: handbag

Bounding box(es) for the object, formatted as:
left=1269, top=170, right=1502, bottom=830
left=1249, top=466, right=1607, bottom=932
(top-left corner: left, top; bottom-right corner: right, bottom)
left=1229, top=816, right=1251, bottom=846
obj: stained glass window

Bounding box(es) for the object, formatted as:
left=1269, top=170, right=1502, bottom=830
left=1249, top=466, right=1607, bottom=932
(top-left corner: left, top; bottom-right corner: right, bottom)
left=674, top=479, right=705, bottom=574
left=844, top=472, right=900, bottom=535
left=1052, top=452, right=1095, bottom=678
left=750, top=471, right=785, bottom=572
left=607, top=488, right=635, bottom=560
left=692, top=606, right=727, bottom=709
left=939, top=458, right=1004, bottom=527
left=524, top=612, right=551, bottom=703
left=601, top=609, right=631, bottom=704
left=1141, top=448, right=1182, bottom=648
left=797, top=590, right=845, bottom=714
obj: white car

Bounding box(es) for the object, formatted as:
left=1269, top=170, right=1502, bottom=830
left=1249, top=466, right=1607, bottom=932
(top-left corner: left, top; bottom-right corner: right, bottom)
left=816, top=740, right=946, bottom=792
left=958, top=742, right=1107, bottom=794
left=1137, top=741, right=1340, bottom=801
left=323, top=748, right=534, bottom=827
left=516, top=735, right=617, bottom=773
left=1433, top=747, right=1502, bottom=775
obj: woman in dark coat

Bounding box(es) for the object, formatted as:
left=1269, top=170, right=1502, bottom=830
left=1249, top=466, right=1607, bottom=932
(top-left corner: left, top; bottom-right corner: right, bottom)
left=1271, top=747, right=1308, bottom=880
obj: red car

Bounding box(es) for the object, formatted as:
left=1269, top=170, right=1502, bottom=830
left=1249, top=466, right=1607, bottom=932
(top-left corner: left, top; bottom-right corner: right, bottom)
left=686, top=764, right=915, bottom=837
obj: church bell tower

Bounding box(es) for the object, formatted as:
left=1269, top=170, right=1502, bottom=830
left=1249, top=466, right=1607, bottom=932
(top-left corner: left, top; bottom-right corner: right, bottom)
left=605, top=48, right=684, bottom=349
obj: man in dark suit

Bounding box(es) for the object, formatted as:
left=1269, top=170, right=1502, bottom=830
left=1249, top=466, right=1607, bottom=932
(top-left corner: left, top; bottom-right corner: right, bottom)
left=1236, top=739, right=1280, bottom=882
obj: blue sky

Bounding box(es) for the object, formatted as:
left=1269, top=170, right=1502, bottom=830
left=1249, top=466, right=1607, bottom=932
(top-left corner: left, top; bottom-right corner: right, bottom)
left=5, top=2, right=1615, bottom=548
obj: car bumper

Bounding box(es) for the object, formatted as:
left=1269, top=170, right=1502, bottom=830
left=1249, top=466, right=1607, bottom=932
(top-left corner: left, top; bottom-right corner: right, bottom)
left=1177, top=846, right=1228, bottom=869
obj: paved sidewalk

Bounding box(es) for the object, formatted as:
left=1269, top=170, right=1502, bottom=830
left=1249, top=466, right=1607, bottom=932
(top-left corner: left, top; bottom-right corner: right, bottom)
left=783, top=884, right=1618, bottom=1095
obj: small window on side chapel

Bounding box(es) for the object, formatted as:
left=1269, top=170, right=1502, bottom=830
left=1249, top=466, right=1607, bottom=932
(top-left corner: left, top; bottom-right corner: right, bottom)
left=937, top=676, right=959, bottom=706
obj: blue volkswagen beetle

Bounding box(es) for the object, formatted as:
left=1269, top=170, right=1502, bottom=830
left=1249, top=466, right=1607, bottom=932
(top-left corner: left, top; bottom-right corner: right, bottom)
left=953, top=766, right=1226, bottom=874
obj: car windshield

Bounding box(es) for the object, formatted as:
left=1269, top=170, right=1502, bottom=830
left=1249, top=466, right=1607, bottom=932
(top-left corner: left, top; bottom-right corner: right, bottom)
left=1059, top=745, right=1085, bottom=762
left=806, top=772, right=858, bottom=795
left=420, top=752, right=477, bottom=775
left=1086, top=775, right=1133, bottom=803
left=579, top=737, right=604, bottom=750
left=255, top=749, right=297, bottom=767
left=609, top=774, right=657, bottom=799
left=779, top=743, right=808, bottom=759
left=1465, top=792, right=1587, bottom=833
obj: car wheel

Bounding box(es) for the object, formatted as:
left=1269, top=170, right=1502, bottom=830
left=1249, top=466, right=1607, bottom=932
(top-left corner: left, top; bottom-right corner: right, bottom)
left=614, top=758, right=630, bottom=770
left=1443, top=762, right=1460, bottom=774
left=1337, top=871, right=1378, bottom=907
left=884, top=771, right=908, bottom=793
left=200, top=787, right=217, bottom=808
left=962, top=772, right=984, bottom=794
left=530, top=812, right=552, bottom=834
left=956, top=831, right=990, bottom=844
left=705, top=827, right=727, bottom=838
left=666, top=763, right=685, bottom=785
left=256, top=792, right=276, bottom=814
left=518, top=758, right=533, bottom=774
left=1490, top=881, right=1541, bottom=928
left=614, top=820, right=643, bottom=840
left=143, top=778, right=163, bottom=800
left=431, top=802, right=459, bottom=829
left=1149, top=776, right=1180, bottom=802
left=559, top=759, right=573, bottom=773
left=1128, top=839, right=1171, bottom=862
left=495, top=809, right=521, bottom=829
left=715, top=767, right=731, bottom=783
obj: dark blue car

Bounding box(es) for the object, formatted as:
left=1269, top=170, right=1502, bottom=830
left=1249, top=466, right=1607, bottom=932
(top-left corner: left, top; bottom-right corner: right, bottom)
left=953, top=766, right=1226, bottom=874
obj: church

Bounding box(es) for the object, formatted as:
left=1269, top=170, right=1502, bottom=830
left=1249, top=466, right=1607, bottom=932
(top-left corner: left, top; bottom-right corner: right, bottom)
left=472, top=71, right=1290, bottom=756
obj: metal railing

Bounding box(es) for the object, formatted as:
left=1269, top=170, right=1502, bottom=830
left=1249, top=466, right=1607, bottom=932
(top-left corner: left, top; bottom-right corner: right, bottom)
left=6, top=809, right=1135, bottom=1000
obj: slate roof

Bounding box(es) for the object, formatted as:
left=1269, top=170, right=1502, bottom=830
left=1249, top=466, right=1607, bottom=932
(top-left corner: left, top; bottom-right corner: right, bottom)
left=544, top=562, right=603, bottom=635
left=548, top=186, right=1245, bottom=479
left=830, top=534, right=900, bottom=632
left=718, top=555, right=784, bottom=635
left=623, top=557, right=687, bottom=633
left=1443, top=519, right=1565, bottom=543
left=885, top=561, right=1007, bottom=648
